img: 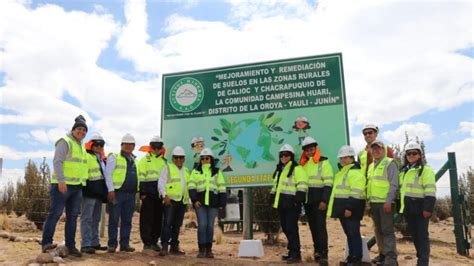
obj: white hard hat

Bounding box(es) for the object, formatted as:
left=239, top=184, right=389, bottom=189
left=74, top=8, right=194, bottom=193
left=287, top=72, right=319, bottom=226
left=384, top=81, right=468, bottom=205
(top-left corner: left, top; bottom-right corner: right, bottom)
left=337, top=145, right=356, bottom=158
left=370, top=139, right=384, bottom=148
left=191, top=136, right=204, bottom=144
left=362, top=124, right=379, bottom=133
left=150, top=135, right=163, bottom=143
left=172, top=146, right=186, bottom=156
left=296, top=116, right=308, bottom=122
left=90, top=133, right=104, bottom=141
left=200, top=147, right=214, bottom=157
left=121, top=133, right=135, bottom=144
left=302, top=136, right=317, bottom=148
left=405, top=142, right=422, bottom=152
left=279, top=144, right=295, bottom=154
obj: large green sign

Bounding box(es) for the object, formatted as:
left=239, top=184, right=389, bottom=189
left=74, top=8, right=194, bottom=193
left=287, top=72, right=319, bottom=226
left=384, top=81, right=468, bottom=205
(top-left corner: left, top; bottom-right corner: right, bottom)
left=161, top=53, right=349, bottom=187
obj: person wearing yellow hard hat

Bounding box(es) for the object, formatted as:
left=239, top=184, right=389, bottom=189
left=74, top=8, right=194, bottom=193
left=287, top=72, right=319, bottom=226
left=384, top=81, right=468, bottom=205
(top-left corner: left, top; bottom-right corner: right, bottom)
left=270, top=144, right=308, bottom=264
left=158, top=146, right=190, bottom=256
left=188, top=147, right=226, bottom=259
left=327, top=145, right=366, bottom=266
left=399, top=142, right=436, bottom=266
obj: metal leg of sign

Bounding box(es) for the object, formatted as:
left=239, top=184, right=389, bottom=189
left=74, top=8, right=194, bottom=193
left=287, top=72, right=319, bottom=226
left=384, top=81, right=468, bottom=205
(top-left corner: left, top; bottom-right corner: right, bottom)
left=243, top=188, right=254, bottom=240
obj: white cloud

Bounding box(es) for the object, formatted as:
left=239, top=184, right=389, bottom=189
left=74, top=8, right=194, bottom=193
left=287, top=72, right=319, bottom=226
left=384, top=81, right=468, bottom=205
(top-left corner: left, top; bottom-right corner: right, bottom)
left=0, top=167, right=24, bottom=187
left=0, top=145, right=53, bottom=160
left=381, top=122, right=434, bottom=146
left=459, top=121, right=474, bottom=137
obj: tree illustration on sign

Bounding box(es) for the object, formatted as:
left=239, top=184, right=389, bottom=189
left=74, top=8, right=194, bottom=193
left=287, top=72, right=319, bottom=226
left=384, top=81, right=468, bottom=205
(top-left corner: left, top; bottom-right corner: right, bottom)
left=211, top=112, right=286, bottom=171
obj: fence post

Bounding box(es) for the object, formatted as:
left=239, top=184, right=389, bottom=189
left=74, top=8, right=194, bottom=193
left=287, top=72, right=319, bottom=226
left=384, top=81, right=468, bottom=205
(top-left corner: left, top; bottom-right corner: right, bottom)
left=448, top=152, right=467, bottom=255
left=243, top=187, right=253, bottom=240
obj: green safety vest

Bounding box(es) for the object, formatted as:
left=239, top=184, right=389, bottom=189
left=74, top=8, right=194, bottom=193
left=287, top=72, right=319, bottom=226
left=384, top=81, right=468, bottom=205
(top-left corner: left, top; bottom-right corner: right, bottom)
left=327, top=163, right=366, bottom=217
left=399, top=164, right=436, bottom=213
left=270, top=162, right=308, bottom=209
left=165, top=163, right=190, bottom=203
left=138, top=153, right=166, bottom=182
left=51, top=135, right=87, bottom=185
left=109, top=153, right=139, bottom=190
left=85, top=153, right=104, bottom=184
left=302, top=159, right=334, bottom=188
left=359, top=145, right=389, bottom=177
left=188, top=165, right=226, bottom=206
left=367, top=157, right=393, bottom=203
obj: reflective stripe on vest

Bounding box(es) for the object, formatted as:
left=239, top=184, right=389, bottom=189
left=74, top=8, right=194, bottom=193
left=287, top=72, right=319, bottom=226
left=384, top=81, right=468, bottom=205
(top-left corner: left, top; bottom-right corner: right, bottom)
left=189, top=165, right=226, bottom=206
left=271, top=162, right=307, bottom=208
left=138, top=154, right=165, bottom=182
left=359, top=145, right=388, bottom=177
left=110, top=153, right=138, bottom=190
left=52, top=135, right=87, bottom=185
left=399, top=165, right=437, bottom=212
left=367, top=157, right=392, bottom=203
left=86, top=153, right=104, bottom=182
left=165, top=163, right=190, bottom=203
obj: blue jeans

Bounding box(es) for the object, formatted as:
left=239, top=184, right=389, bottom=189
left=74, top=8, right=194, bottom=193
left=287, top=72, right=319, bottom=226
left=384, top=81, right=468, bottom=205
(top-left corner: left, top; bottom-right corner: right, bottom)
left=108, top=191, right=136, bottom=248
left=80, top=196, right=103, bottom=248
left=161, top=201, right=186, bottom=246
left=340, top=217, right=362, bottom=258
left=42, top=185, right=82, bottom=249
left=195, top=206, right=218, bottom=245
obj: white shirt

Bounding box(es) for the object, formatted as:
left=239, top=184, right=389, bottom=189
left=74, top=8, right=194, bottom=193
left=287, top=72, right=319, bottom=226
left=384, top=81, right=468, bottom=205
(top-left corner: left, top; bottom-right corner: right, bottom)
left=158, top=165, right=186, bottom=197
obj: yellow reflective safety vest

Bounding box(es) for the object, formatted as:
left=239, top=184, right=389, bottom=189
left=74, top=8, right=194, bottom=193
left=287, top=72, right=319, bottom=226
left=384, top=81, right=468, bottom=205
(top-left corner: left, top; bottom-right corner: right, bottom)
left=359, top=145, right=389, bottom=177
left=138, top=153, right=166, bottom=196
left=270, top=161, right=308, bottom=209
left=399, top=164, right=436, bottom=213
left=86, top=152, right=104, bottom=182
left=164, top=163, right=190, bottom=204
left=188, top=164, right=226, bottom=206
left=302, top=159, right=334, bottom=188
left=367, top=157, right=393, bottom=203
left=327, top=163, right=366, bottom=217
left=52, top=135, right=87, bottom=185
left=109, top=152, right=139, bottom=190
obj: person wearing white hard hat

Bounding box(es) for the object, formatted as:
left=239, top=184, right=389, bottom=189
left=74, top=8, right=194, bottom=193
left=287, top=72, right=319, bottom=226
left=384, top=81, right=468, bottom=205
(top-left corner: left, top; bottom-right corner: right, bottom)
left=137, top=135, right=167, bottom=252
left=327, top=145, right=366, bottom=265
left=158, top=146, right=190, bottom=256
left=191, top=136, right=205, bottom=169
left=80, top=133, right=108, bottom=254
left=299, top=136, right=334, bottom=264
left=42, top=115, right=88, bottom=257
left=367, top=140, right=399, bottom=266
left=292, top=116, right=311, bottom=145
left=358, top=124, right=394, bottom=264
left=399, top=142, right=436, bottom=266
left=104, top=133, right=139, bottom=253
left=188, top=147, right=227, bottom=259
left=270, top=144, right=308, bottom=264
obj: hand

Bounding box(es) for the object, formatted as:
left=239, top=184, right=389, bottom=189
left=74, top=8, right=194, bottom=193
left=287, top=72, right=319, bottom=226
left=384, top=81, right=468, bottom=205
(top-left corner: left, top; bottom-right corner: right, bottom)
left=318, top=202, right=327, bottom=211
left=194, top=201, right=202, bottom=209
left=107, top=191, right=115, bottom=203
left=383, top=202, right=392, bottom=214
left=163, top=196, right=171, bottom=206
left=140, top=195, right=146, bottom=200
left=58, top=182, right=67, bottom=193
left=423, top=211, right=431, bottom=218
left=344, top=209, right=352, bottom=218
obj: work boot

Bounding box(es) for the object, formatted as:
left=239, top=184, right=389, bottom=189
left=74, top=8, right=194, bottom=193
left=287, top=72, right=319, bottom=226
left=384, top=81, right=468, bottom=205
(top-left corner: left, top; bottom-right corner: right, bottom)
left=371, top=254, right=385, bottom=265
left=68, top=247, right=83, bottom=257
left=205, top=243, right=214, bottom=258
left=319, top=251, right=329, bottom=266
left=286, top=257, right=302, bottom=264
left=143, top=244, right=153, bottom=251
left=170, top=245, right=185, bottom=255
left=80, top=246, right=96, bottom=254
left=159, top=243, right=168, bottom=256
left=41, top=243, right=57, bottom=253
left=340, top=256, right=351, bottom=266
left=92, top=245, right=108, bottom=251
left=314, top=252, right=321, bottom=262
left=120, top=246, right=135, bottom=252
left=347, top=256, right=362, bottom=266
left=151, top=243, right=161, bottom=252
left=197, top=244, right=206, bottom=258
left=107, top=246, right=116, bottom=253
left=281, top=254, right=290, bottom=261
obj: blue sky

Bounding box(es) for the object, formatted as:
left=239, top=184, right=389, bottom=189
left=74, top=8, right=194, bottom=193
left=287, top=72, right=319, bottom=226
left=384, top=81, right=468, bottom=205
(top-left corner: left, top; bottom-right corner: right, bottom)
left=0, top=0, right=472, bottom=196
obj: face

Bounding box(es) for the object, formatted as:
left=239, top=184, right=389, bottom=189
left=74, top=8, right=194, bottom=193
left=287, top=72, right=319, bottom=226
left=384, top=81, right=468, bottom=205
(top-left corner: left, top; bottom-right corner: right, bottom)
left=406, top=149, right=421, bottom=164
left=363, top=129, right=377, bottom=144
left=371, top=145, right=384, bottom=160
left=279, top=152, right=292, bottom=165
left=304, top=146, right=316, bottom=158
left=91, top=143, right=103, bottom=154
left=200, top=156, right=212, bottom=165
left=121, top=143, right=135, bottom=154
left=72, top=127, right=87, bottom=141
left=339, top=156, right=354, bottom=167
left=172, top=156, right=185, bottom=168
left=192, top=141, right=205, bottom=153
left=296, top=121, right=307, bottom=129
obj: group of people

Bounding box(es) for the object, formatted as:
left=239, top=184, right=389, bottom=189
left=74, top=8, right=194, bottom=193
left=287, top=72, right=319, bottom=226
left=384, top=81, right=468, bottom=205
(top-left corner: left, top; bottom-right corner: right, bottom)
left=41, top=115, right=226, bottom=259
left=40, top=115, right=436, bottom=266
left=271, top=124, right=436, bottom=265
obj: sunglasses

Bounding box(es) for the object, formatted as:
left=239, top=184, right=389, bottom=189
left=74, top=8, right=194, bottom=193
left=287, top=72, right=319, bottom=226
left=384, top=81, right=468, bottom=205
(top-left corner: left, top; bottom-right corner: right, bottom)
left=280, top=153, right=292, bottom=158
left=93, top=141, right=105, bottom=148
left=201, top=156, right=212, bottom=161
left=406, top=152, right=420, bottom=156
left=173, top=156, right=185, bottom=160
left=363, top=131, right=374, bottom=136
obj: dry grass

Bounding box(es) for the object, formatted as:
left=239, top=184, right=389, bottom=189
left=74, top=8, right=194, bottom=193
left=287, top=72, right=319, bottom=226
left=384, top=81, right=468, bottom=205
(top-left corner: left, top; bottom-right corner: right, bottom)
left=0, top=213, right=11, bottom=231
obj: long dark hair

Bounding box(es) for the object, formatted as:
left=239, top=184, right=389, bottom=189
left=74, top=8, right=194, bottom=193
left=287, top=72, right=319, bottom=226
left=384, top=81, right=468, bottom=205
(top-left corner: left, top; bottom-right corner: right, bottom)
left=272, top=153, right=298, bottom=179
left=401, top=151, right=425, bottom=174
left=195, top=156, right=219, bottom=176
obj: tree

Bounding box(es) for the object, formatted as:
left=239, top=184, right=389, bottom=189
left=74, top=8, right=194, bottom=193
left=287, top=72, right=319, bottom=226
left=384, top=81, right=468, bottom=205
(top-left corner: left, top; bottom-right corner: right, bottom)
left=253, top=187, right=280, bottom=244
left=0, top=181, right=16, bottom=215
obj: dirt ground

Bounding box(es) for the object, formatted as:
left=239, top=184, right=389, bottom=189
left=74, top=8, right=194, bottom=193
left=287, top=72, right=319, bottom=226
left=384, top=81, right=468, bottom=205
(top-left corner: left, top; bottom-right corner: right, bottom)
left=0, top=212, right=473, bottom=265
